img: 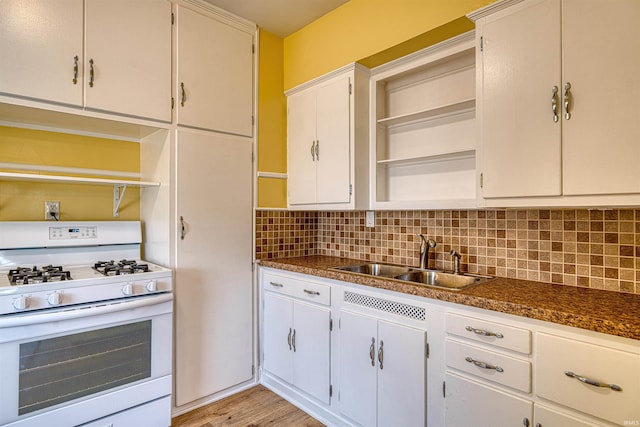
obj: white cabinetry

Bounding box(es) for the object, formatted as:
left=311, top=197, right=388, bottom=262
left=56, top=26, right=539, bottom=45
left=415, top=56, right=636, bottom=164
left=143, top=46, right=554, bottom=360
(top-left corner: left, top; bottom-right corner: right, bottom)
left=0, top=0, right=171, bottom=122
left=369, top=32, right=476, bottom=209
left=172, top=129, right=254, bottom=407
left=339, top=309, right=427, bottom=427
left=287, top=64, right=369, bottom=210
left=472, top=0, right=640, bottom=205
left=176, top=3, right=254, bottom=136
left=262, top=272, right=331, bottom=404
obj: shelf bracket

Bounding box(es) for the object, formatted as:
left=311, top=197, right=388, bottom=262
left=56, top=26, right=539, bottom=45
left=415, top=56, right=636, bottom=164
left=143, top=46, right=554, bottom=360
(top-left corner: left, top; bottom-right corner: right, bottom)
left=113, top=184, right=128, bottom=218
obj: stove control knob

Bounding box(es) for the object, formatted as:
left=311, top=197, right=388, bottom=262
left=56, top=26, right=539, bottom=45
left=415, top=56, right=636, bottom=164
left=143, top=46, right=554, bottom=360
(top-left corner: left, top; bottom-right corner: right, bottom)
left=145, top=280, right=158, bottom=292
left=47, top=292, right=62, bottom=306
left=121, top=283, right=134, bottom=296
left=13, top=295, right=30, bottom=310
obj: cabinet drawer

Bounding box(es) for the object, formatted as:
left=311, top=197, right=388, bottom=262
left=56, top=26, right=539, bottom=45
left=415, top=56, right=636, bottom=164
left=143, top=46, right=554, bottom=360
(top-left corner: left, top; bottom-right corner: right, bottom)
left=262, top=271, right=330, bottom=306
left=536, top=332, right=640, bottom=425
left=446, top=338, right=531, bottom=392
left=446, top=312, right=531, bottom=354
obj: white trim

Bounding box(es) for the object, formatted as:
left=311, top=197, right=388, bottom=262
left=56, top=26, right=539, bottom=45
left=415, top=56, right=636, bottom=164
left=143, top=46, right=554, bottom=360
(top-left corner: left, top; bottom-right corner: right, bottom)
left=178, top=0, right=256, bottom=33
left=466, top=0, right=526, bottom=22
left=285, top=63, right=370, bottom=96
left=0, top=162, right=141, bottom=179
left=257, top=171, right=288, bottom=179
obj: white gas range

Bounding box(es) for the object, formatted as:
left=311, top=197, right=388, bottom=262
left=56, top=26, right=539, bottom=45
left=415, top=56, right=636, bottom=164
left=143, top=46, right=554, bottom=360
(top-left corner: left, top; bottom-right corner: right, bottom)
left=0, top=221, right=173, bottom=427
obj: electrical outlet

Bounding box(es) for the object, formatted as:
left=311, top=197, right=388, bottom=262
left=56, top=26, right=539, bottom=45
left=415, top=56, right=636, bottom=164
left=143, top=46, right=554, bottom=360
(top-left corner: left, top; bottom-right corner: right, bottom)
left=365, top=210, right=375, bottom=228
left=45, top=201, right=60, bottom=221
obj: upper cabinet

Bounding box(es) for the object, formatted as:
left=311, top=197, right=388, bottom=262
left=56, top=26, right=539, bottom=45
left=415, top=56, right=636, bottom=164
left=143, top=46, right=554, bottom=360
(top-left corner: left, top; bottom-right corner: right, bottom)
left=176, top=4, right=254, bottom=137
left=0, top=0, right=172, bottom=122
left=472, top=0, right=640, bottom=206
left=369, top=32, right=477, bottom=210
left=287, top=64, right=369, bottom=210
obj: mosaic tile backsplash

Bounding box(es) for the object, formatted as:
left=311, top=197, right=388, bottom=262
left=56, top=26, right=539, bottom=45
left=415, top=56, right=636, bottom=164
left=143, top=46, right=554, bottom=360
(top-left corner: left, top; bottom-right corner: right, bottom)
left=255, top=209, right=640, bottom=294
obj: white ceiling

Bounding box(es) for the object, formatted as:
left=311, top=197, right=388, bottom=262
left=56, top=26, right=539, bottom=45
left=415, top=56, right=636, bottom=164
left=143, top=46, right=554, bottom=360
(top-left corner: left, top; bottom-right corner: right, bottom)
left=201, top=0, right=350, bottom=37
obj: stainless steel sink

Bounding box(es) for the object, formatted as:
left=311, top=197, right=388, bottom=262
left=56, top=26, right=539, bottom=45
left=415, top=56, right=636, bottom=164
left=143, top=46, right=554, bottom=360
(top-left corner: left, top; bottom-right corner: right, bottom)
left=331, top=263, right=413, bottom=277
left=394, top=270, right=492, bottom=290
left=330, top=262, right=493, bottom=291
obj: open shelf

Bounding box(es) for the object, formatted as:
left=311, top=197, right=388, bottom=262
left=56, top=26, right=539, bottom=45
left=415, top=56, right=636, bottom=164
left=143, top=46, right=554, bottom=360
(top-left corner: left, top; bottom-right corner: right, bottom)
left=377, top=149, right=475, bottom=167
left=377, top=99, right=475, bottom=128
left=0, top=171, right=160, bottom=187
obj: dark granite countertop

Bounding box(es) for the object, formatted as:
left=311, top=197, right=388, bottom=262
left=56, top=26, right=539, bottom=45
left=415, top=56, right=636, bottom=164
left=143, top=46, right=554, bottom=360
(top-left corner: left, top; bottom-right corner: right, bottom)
left=259, top=256, right=640, bottom=341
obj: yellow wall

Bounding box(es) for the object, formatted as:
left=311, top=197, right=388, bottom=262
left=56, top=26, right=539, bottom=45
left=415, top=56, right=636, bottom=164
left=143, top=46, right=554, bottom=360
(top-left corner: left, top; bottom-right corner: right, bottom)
left=283, top=0, right=494, bottom=90
left=0, top=126, right=140, bottom=221
left=257, top=29, right=288, bottom=208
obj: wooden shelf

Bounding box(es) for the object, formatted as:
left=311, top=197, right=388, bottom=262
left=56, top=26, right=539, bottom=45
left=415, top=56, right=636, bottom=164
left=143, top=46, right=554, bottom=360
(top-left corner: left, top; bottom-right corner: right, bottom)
left=377, top=99, right=475, bottom=128
left=0, top=171, right=160, bottom=187
left=377, top=149, right=475, bottom=167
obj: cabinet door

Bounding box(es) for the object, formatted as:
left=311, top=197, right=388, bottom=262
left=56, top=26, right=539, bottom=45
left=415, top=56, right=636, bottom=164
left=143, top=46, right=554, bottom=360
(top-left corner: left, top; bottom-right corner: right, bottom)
left=292, top=301, right=331, bottom=404
left=339, top=310, right=378, bottom=427
left=174, top=130, right=253, bottom=406
left=177, top=5, right=254, bottom=136
left=480, top=0, right=562, bottom=198
left=315, top=75, right=351, bottom=204
left=377, top=320, right=427, bottom=427
left=288, top=89, right=317, bottom=205
left=445, top=372, right=533, bottom=427
left=0, top=0, right=83, bottom=106
left=263, top=292, right=294, bottom=384
left=85, top=0, right=171, bottom=121
left=561, top=0, right=640, bottom=195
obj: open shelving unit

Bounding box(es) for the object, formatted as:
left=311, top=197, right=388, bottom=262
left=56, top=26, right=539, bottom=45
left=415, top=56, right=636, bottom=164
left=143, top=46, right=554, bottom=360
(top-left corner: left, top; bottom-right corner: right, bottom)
left=370, top=31, right=477, bottom=210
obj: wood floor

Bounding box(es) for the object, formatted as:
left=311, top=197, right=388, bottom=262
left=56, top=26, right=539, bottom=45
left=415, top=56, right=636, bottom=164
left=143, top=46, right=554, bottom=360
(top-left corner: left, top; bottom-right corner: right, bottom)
left=171, top=385, right=325, bottom=427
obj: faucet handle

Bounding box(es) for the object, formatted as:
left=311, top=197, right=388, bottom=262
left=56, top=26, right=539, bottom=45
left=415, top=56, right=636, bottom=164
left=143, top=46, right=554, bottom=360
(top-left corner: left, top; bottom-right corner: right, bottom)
left=450, top=250, right=461, bottom=274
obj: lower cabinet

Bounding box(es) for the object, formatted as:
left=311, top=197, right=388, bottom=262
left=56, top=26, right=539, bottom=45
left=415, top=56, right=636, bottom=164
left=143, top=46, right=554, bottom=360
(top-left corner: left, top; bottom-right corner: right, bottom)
left=339, top=309, right=427, bottom=427
left=262, top=271, right=332, bottom=404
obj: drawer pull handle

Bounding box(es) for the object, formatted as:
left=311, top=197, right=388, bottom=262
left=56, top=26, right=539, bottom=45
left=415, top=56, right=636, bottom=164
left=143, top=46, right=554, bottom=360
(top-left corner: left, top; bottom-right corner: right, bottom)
left=303, top=289, right=320, bottom=296
left=378, top=340, right=384, bottom=370
left=270, top=282, right=284, bottom=288
left=465, top=326, right=503, bottom=338
left=292, top=329, right=296, bottom=352
left=564, top=371, right=622, bottom=391
left=465, top=356, right=503, bottom=372
left=287, top=328, right=292, bottom=350
left=369, top=338, right=375, bottom=366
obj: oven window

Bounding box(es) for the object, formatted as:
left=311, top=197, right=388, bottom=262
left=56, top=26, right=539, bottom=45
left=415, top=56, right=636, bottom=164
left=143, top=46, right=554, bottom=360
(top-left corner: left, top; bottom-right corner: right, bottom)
left=18, top=320, right=152, bottom=415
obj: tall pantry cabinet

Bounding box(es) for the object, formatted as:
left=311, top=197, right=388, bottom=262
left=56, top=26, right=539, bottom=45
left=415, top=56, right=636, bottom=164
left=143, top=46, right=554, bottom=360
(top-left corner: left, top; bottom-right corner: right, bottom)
left=142, top=0, right=256, bottom=413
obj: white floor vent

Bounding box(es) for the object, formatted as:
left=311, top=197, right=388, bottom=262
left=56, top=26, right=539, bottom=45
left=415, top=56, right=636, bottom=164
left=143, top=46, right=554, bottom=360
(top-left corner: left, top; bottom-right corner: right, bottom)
left=344, top=291, right=426, bottom=321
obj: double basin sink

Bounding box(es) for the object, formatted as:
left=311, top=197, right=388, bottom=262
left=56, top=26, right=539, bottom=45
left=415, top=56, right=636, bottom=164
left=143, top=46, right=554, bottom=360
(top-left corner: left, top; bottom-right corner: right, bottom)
left=330, top=262, right=493, bottom=291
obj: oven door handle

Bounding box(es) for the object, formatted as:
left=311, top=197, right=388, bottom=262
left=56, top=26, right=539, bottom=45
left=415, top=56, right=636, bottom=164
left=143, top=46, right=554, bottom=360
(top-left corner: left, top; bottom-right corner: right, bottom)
left=0, top=293, right=173, bottom=328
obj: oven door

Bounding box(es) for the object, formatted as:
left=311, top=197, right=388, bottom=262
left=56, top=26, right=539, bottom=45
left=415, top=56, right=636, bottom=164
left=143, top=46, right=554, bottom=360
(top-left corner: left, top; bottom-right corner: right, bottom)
left=0, top=293, right=173, bottom=427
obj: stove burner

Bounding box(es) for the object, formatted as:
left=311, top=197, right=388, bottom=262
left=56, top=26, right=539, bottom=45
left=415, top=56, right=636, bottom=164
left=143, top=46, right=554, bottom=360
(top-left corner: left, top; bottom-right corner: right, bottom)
left=93, top=260, right=150, bottom=276
left=8, top=265, right=72, bottom=286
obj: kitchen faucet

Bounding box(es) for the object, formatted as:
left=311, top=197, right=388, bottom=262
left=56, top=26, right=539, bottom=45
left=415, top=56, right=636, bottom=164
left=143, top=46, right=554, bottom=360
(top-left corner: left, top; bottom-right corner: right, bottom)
left=450, top=250, right=461, bottom=274
left=418, top=234, right=436, bottom=269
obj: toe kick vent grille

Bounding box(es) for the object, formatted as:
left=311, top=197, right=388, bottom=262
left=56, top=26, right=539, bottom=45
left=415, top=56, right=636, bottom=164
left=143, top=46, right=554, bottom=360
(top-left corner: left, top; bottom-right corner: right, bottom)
left=344, top=291, right=425, bottom=321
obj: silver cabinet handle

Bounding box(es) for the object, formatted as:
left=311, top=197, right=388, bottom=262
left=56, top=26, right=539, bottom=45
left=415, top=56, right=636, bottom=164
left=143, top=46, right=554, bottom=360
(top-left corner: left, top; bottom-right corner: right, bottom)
left=310, top=140, right=316, bottom=161
left=72, top=55, right=79, bottom=84
left=564, top=371, right=622, bottom=391
left=465, top=356, right=503, bottom=372
left=564, top=82, right=572, bottom=120
left=180, top=216, right=185, bottom=240
left=315, top=140, right=319, bottom=160
left=303, top=289, right=320, bottom=296
left=180, top=82, right=186, bottom=106
left=551, top=85, right=559, bottom=122
left=369, top=338, right=375, bottom=366
left=523, top=418, right=530, bottom=427
left=292, top=328, right=296, bottom=352
left=89, top=58, right=95, bottom=87
left=378, top=340, right=384, bottom=370
left=465, top=326, right=503, bottom=338
left=287, top=328, right=292, bottom=350
left=270, top=282, right=284, bottom=288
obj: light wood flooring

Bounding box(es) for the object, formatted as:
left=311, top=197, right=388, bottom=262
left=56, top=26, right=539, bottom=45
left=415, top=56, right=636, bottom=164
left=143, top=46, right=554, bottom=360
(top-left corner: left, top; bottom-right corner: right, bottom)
left=171, top=385, right=325, bottom=427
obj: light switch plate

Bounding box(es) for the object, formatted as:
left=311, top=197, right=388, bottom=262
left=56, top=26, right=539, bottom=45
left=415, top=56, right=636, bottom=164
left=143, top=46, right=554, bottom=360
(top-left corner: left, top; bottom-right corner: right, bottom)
left=365, top=210, right=375, bottom=228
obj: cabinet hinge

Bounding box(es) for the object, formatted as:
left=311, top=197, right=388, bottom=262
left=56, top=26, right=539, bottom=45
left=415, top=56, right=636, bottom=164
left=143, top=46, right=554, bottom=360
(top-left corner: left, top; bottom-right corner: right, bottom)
left=329, top=385, right=333, bottom=398
left=251, top=261, right=255, bottom=272
left=349, top=184, right=353, bottom=195
left=252, top=365, right=255, bottom=375
left=480, top=36, right=483, bottom=52
left=348, top=82, right=352, bottom=95
left=171, top=12, right=175, bottom=25
left=330, top=318, right=333, bottom=331
left=252, top=44, right=255, bottom=54
left=443, top=381, right=446, bottom=398
left=480, top=172, right=484, bottom=188
left=426, top=342, right=430, bottom=358
left=171, top=97, right=174, bottom=110
left=252, top=115, right=255, bottom=126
